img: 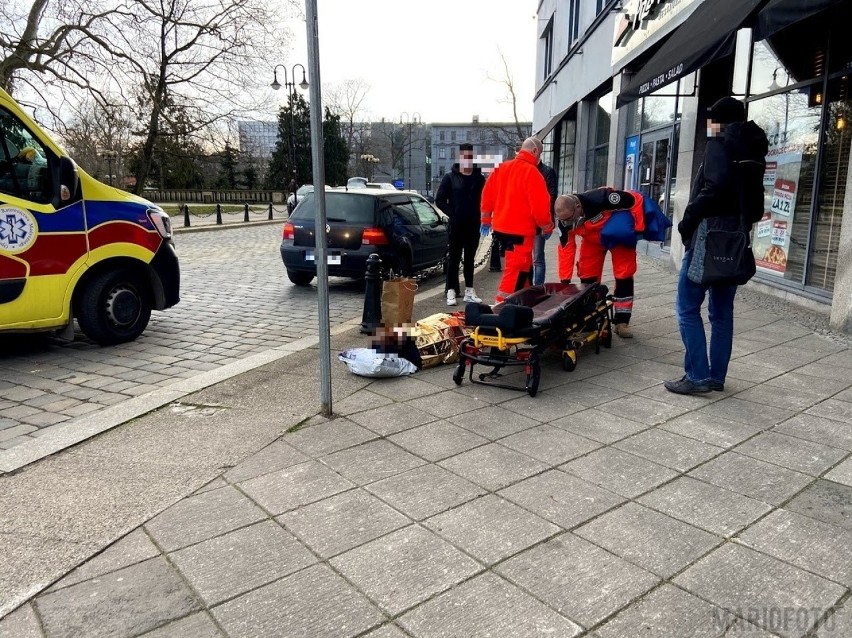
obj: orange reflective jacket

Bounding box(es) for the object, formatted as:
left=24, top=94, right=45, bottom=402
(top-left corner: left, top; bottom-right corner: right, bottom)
left=480, top=150, right=552, bottom=236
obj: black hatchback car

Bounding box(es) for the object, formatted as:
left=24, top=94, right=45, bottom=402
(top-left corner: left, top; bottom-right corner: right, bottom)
left=280, top=189, right=449, bottom=285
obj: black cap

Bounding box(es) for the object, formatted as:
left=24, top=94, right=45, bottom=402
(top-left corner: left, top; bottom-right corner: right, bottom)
left=707, top=97, right=745, bottom=124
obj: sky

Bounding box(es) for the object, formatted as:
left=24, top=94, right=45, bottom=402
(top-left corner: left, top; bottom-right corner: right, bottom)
left=277, top=0, right=538, bottom=125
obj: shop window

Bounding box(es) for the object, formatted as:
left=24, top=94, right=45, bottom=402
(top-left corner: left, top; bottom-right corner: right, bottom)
left=625, top=100, right=641, bottom=137
left=807, top=76, right=851, bottom=291
left=596, top=0, right=607, bottom=15
left=748, top=90, right=821, bottom=285
left=586, top=92, right=612, bottom=189
left=557, top=118, right=576, bottom=194
left=642, top=93, right=677, bottom=130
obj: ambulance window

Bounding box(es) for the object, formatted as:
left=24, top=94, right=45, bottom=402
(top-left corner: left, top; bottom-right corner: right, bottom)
left=0, top=108, right=54, bottom=204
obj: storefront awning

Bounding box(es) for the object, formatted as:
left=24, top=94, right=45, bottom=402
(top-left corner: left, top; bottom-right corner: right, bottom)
left=616, top=0, right=765, bottom=108
left=755, top=0, right=844, bottom=39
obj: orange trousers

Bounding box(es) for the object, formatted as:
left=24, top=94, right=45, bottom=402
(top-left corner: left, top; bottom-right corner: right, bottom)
left=494, top=232, right=535, bottom=302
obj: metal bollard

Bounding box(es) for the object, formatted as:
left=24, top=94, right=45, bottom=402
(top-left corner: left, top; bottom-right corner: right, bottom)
left=244, top=202, right=250, bottom=223
left=182, top=203, right=190, bottom=227
left=215, top=203, right=223, bottom=225
left=268, top=202, right=273, bottom=220
left=360, top=253, right=383, bottom=334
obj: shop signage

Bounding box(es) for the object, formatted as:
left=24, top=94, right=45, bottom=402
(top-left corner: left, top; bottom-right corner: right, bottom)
left=753, top=144, right=804, bottom=274
left=612, top=0, right=700, bottom=68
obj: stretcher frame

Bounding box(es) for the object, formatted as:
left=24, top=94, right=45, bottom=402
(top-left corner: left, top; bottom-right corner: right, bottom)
left=452, top=289, right=614, bottom=397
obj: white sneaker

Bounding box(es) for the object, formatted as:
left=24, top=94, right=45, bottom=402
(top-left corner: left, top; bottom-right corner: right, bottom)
left=463, top=287, right=482, bottom=303
left=446, top=290, right=457, bottom=306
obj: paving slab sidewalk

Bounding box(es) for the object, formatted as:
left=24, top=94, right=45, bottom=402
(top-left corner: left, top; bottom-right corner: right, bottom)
left=3, top=253, right=852, bottom=638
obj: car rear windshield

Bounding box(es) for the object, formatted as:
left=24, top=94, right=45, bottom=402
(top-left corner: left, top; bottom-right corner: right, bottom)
left=291, top=192, right=376, bottom=224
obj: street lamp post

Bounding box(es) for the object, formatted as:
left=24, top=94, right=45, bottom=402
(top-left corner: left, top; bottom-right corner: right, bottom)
left=360, top=154, right=380, bottom=181
left=271, top=63, right=309, bottom=202
left=99, top=149, right=118, bottom=187
left=400, top=112, right=421, bottom=191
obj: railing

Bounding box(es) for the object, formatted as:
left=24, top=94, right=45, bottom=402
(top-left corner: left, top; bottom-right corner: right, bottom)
left=147, top=189, right=286, bottom=204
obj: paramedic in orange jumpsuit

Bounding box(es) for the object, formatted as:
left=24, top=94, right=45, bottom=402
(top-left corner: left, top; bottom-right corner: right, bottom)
left=555, top=188, right=641, bottom=338
left=480, top=137, right=553, bottom=303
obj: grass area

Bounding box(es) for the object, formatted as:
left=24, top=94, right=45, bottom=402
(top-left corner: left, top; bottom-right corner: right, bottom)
left=160, top=204, right=269, bottom=216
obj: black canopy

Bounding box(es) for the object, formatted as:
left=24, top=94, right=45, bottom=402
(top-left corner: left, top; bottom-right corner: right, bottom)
left=756, top=0, right=844, bottom=39
left=617, top=0, right=765, bottom=108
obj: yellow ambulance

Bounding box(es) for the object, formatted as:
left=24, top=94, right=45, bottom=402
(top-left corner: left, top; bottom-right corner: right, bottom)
left=0, top=87, right=179, bottom=345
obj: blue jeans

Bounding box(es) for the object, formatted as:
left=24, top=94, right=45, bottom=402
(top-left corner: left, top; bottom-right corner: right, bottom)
left=676, top=250, right=738, bottom=384
left=533, top=233, right=547, bottom=286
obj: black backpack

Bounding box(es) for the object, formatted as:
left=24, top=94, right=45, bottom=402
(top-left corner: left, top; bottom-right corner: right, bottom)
left=725, top=121, right=769, bottom=225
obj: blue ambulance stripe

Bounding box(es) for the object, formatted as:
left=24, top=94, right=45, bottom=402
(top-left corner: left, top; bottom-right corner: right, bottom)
left=30, top=202, right=85, bottom=233
left=85, top=201, right=155, bottom=231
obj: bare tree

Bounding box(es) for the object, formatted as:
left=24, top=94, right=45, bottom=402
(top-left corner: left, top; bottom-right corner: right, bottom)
left=326, top=78, right=371, bottom=175
left=62, top=95, right=134, bottom=184
left=106, top=0, right=285, bottom=193
left=487, top=47, right=526, bottom=143
left=0, top=0, right=133, bottom=106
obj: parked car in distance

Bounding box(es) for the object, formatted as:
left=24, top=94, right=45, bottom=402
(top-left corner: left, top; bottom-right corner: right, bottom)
left=280, top=189, right=448, bottom=285
left=287, top=184, right=314, bottom=215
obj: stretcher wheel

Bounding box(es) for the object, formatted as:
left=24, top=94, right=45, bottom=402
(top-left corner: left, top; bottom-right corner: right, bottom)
left=600, top=325, right=613, bottom=349
left=452, top=362, right=465, bottom=386
left=562, top=351, right=577, bottom=372
left=526, top=364, right=541, bottom=397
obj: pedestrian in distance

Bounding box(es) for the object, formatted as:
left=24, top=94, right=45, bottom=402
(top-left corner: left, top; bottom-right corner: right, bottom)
left=533, top=152, right=558, bottom=286
left=554, top=187, right=639, bottom=337
left=480, top=137, right=554, bottom=303
left=665, top=96, right=769, bottom=395
left=435, top=143, right=487, bottom=306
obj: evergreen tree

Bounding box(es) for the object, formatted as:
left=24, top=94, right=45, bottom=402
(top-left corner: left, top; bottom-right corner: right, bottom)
left=242, top=164, right=259, bottom=190
left=323, top=107, right=349, bottom=186
left=218, top=143, right=239, bottom=189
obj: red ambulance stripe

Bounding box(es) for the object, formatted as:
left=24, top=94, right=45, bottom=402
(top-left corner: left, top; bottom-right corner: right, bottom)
left=0, top=254, right=28, bottom=279
left=88, top=222, right=162, bottom=253
left=19, top=234, right=89, bottom=276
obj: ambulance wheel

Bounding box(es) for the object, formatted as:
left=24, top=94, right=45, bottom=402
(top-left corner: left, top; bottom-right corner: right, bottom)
left=452, top=362, right=465, bottom=386
left=562, top=351, right=577, bottom=372
left=77, top=269, right=151, bottom=345
left=526, top=364, right=541, bottom=397
left=287, top=270, right=314, bottom=286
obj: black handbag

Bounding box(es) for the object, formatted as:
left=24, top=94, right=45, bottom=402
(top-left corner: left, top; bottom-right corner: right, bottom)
left=686, top=161, right=758, bottom=287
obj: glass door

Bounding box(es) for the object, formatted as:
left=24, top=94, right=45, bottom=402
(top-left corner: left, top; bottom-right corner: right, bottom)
left=638, top=128, right=672, bottom=215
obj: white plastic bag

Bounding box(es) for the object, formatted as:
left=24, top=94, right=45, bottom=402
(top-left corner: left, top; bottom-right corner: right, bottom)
left=338, top=348, right=418, bottom=378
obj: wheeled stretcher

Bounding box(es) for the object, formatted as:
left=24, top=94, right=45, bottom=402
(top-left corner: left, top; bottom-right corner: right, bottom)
left=452, top=282, right=613, bottom=397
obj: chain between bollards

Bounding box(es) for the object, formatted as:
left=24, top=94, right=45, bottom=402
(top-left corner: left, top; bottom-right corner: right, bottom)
left=360, top=253, right=383, bottom=334
left=182, top=203, right=190, bottom=228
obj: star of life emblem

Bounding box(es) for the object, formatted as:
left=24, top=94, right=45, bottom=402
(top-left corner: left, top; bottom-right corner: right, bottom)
left=0, top=207, right=37, bottom=252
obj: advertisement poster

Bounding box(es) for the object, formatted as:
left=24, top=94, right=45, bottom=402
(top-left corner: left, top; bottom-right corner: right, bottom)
left=624, top=136, right=639, bottom=191
left=752, top=145, right=803, bottom=274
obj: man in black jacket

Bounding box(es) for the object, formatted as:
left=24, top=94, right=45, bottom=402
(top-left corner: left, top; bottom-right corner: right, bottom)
left=436, top=143, right=487, bottom=306
left=665, top=97, right=769, bottom=395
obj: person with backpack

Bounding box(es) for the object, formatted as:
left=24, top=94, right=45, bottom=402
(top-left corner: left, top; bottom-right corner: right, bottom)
left=665, top=97, right=769, bottom=395
left=555, top=187, right=640, bottom=337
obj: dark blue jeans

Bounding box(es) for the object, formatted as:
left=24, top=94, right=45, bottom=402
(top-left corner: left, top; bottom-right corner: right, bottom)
left=676, top=250, right=738, bottom=385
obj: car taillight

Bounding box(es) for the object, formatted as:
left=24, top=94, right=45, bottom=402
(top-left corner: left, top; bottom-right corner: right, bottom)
left=362, top=227, right=388, bottom=245
left=283, top=222, right=295, bottom=241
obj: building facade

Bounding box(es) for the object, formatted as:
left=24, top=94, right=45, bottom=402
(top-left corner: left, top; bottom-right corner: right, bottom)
left=430, top=120, right=532, bottom=194
left=534, top=0, right=852, bottom=332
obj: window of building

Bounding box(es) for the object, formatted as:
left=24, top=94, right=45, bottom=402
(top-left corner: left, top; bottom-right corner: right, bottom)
left=596, top=0, right=607, bottom=15
left=439, top=130, right=445, bottom=141
left=450, top=147, right=456, bottom=160
left=557, top=118, right=577, bottom=194
left=542, top=17, right=553, bottom=80
left=585, top=91, right=612, bottom=189
left=438, top=166, right=445, bottom=177
left=450, top=130, right=456, bottom=141
left=568, top=0, right=580, bottom=45
left=438, top=147, right=446, bottom=159
left=465, top=130, right=470, bottom=141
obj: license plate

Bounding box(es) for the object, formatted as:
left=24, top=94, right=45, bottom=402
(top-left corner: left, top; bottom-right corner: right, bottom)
left=305, top=250, right=341, bottom=265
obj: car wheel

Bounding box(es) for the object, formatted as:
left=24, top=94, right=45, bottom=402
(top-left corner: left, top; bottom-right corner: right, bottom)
left=76, top=269, right=152, bottom=345
left=287, top=270, right=314, bottom=286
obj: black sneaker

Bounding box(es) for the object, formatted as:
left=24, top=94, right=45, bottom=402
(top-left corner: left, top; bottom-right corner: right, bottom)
left=664, top=376, right=711, bottom=395
left=709, top=380, right=725, bottom=391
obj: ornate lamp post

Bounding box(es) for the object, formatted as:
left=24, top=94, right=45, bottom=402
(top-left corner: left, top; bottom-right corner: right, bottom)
left=271, top=63, right=309, bottom=201
left=360, top=154, right=380, bottom=181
